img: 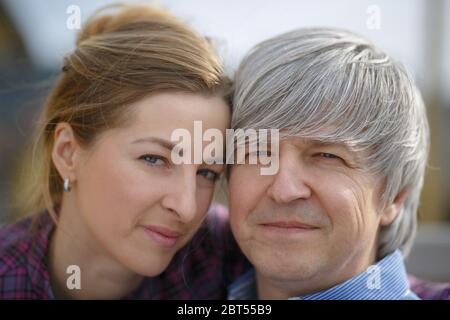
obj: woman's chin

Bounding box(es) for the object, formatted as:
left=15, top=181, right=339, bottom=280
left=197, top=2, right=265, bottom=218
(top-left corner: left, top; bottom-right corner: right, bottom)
left=124, top=254, right=175, bottom=278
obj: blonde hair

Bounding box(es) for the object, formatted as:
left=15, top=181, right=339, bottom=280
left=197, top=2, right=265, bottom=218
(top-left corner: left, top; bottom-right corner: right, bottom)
left=16, top=4, right=230, bottom=221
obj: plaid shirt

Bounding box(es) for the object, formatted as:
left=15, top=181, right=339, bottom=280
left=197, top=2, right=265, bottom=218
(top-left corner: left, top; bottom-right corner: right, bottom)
left=0, top=204, right=250, bottom=299
left=409, top=275, right=450, bottom=300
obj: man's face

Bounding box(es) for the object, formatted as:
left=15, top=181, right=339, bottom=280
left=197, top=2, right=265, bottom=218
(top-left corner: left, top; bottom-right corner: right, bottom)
left=229, top=138, right=397, bottom=294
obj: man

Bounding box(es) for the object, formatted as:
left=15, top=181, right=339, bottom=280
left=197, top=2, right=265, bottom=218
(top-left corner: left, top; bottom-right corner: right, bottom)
left=227, top=27, right=429, bottom=300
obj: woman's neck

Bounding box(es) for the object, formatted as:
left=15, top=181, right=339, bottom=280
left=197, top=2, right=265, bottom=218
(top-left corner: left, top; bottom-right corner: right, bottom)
left=48, top=198, right=143, bottom=299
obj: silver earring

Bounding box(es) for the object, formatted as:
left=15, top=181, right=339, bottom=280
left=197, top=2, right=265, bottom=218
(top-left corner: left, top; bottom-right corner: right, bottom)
left=63, top=178, right=72, bottom=192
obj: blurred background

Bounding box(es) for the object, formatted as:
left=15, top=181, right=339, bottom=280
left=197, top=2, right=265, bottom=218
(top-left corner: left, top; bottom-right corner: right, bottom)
left=0, top=0, right=449, bottom=281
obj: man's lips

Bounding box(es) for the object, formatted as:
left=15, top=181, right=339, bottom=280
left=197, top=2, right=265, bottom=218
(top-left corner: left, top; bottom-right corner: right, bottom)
left=259, top=220, right=319, bottom=232
left=142, top=225, right=181, bottom=248
left=261, top=220, right=317, bottom=228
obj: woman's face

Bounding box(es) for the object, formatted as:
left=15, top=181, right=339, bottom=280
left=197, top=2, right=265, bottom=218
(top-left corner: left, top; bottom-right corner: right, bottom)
left=68, top=92, right=229, bottom=276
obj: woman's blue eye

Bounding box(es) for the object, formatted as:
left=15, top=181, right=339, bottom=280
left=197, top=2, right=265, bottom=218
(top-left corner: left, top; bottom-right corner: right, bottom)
left=140, top=155, right=166, bottom=166
left=197, top=169, right=219, bottom=181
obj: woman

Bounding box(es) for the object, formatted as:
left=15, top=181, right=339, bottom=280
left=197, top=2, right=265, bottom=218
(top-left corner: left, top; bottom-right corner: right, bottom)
left=0, top=4, right=248, bottom=299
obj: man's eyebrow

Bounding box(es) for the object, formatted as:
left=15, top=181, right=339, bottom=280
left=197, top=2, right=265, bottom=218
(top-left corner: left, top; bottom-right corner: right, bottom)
left=298, top=139, right=356, bottom=156
left=309, top=139, right=368, bottom=163
left=309, top=140, right=352, bottom=151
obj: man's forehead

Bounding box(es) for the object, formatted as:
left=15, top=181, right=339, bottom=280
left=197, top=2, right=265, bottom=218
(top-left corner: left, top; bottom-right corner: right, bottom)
left=252, top=132, right=358, bottom=152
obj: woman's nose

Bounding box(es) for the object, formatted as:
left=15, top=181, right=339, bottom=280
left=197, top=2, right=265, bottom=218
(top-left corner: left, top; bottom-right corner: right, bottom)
left=161, top=167, right=198, bottom=223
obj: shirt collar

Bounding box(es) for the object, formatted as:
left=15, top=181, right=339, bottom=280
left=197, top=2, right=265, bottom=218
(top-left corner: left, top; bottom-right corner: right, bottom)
left=228, top=250, right=418, bottom=300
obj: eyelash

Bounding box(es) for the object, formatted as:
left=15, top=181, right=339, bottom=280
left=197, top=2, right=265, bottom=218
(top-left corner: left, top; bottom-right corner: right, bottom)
left=140, top=154, right=167, bottom=166
left=317, top=152, right=339, bottom=159
left=314, top=152, right=346, bottom=164
left=197, top=169, right=220, bottom=182
left=139, top=155, right=220, bottom=181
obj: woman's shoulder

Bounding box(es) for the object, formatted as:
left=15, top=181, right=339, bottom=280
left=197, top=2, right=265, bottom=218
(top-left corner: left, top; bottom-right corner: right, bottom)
left=0, top=216, right=35, bottom=275
left=0, top=212, right=54, bottom=299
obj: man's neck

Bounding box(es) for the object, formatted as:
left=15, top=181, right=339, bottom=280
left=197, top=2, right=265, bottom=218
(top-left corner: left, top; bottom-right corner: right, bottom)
left=255, top=271, right=339, bottom=300
left=256, top=275, right=298, bottom=300
left=48, top=198, right=143, bottom=299
left=255, top=249, right=378, bottom=300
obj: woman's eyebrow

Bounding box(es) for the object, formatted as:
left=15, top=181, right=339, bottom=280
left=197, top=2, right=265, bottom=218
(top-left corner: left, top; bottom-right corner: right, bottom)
left=131, top=136, right=182, bottom=154
left=132, top=136, right=227, bottom=164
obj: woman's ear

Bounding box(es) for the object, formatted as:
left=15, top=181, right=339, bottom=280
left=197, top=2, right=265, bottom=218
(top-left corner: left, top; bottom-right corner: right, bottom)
left=51, top=123, right=80, bottom=183
left=380, top=187, right=410, bottom=226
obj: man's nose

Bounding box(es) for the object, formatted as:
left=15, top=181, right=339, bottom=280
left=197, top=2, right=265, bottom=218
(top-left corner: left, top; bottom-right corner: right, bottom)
left=266, top=154, right=312, bottom=204
left=161, top=168, right=198, bottom=223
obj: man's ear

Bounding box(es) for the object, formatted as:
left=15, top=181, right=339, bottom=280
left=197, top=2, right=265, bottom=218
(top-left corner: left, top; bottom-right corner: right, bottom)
left=380, top=187, right=410, bottom=226
left=51, top=123, right=80, bottom=183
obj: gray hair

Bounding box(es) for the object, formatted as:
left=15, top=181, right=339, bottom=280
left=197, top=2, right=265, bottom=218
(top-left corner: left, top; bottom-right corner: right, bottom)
left=232, top=27, right=429, bottom=258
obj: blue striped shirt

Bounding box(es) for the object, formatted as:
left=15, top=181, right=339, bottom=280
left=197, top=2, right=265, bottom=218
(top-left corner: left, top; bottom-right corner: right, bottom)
left=228, top=250, right=419, bottom=300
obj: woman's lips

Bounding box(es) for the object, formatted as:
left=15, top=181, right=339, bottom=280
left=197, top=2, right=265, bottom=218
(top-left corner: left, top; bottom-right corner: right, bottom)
left=143, top=225, right=181, bottom=248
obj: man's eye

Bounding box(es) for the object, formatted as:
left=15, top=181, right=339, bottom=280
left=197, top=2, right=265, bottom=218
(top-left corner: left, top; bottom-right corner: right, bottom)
left=314, top=152, right=345, bottom=164
left=319, top=152, right=339, bottom=159
left=139, top=155, right=166, bottom=166
left=197, top=169, right=220, bottom=182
